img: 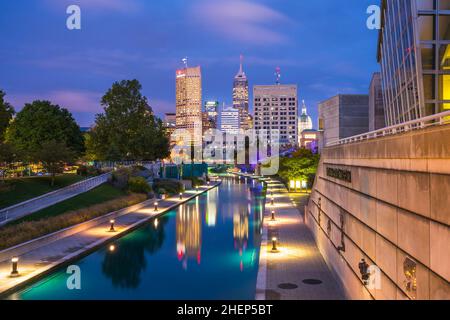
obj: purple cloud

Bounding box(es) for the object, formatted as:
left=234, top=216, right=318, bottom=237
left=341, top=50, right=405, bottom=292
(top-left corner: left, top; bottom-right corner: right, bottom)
left=9, top=90, right=102, bottom=114
left=192, top=0, right=292, bottom=45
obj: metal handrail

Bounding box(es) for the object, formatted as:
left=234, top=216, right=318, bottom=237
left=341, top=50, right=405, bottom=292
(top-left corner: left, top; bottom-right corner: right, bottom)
left=326, top=110, right=450, bottom=147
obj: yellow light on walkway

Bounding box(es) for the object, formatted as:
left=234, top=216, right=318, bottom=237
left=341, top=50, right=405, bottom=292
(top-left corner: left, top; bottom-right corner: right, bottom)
left=271, top=237, right=278, bottom=252
left=109, top=219, right=116, bottom=232
left=11, top=257, right=19, bottom=277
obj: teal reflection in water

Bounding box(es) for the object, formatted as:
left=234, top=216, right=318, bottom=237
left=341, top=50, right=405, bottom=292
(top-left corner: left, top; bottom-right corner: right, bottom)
left=11, top=178, right=265, bottom=300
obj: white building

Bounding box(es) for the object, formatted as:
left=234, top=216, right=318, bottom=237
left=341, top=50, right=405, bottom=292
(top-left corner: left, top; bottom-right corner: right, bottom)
left=298, top=100, right=313, bottom=144
left=220, top=106, right=240, bottom=135
left=253, top=84, right=298, bottom=146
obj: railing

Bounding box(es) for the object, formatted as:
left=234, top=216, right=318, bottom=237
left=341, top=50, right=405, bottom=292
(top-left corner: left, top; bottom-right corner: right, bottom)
left=326, top=110, right=450, bottom=147
left=0, top=172, right=112, bottom=226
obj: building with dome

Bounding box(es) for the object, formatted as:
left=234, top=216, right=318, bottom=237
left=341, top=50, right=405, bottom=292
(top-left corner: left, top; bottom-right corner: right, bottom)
left=298, top=100, right=313, bottom=144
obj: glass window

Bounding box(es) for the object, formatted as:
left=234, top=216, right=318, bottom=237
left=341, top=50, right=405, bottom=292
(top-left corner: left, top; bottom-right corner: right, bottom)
left=418, top=0, right=436, bottom=11
left=439, top=0, right=450, bottom=10
left=439, top=14, right=450, bottom=39
left=418, top=15, right=436, bottom=41
left=421, top=44, right=436, bottom=69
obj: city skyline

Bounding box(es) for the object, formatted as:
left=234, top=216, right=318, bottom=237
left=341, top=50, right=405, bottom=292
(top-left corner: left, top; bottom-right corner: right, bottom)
left=0, top=0, right=379, bottom=127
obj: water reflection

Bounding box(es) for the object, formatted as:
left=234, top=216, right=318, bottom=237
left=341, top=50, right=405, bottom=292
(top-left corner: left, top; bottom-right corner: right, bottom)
left=176, top=203, right=202, bottom=269
left=101, top=215, right=169, bottom=288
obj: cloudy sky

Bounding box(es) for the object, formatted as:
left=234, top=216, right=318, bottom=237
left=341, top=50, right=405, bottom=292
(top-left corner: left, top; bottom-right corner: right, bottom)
left=0, top=0, right=380, bottom=127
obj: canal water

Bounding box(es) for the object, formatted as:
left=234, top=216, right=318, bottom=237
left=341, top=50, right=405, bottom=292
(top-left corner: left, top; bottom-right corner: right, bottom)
left=10, top=177, right=265, bottom=300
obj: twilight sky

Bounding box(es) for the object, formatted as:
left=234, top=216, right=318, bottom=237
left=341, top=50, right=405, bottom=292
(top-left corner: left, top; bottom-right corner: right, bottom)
left=0, top=0, right=380, bottom=127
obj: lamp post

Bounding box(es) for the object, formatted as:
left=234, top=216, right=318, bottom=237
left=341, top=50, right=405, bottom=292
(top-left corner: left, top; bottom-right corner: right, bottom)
left=154, top=201, right=159, bottom=211
left=271, top=237, right=278, bottom=252
left=109, top=219, right=116, bottom=232
left=11, top=257, right=19, bottom=277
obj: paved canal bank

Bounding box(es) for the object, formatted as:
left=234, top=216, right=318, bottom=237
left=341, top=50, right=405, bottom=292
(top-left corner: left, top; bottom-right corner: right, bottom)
left=254, top=177, right=346, bottom=300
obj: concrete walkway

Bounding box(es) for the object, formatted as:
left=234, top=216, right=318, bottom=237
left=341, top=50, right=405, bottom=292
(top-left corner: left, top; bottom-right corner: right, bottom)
left=0, top=183, right=219, bottom=297
left=255, top=178, right=346, bottom=300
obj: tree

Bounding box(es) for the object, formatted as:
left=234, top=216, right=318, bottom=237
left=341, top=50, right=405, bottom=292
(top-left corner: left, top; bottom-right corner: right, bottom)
left=88, top=79, right=170, bottom=161
left=6, top=100, right=85, bottom=158
left=278, top=148, right=320, bottom=187
left=0, top=90, right=15, bottom=142
left=34, top=141, right=75, bottom=186
left=0, top=142, right=16, bottom=181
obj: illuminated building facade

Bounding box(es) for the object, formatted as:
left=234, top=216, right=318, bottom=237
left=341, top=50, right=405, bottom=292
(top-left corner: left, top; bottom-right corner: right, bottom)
left=298, top=100, right=313, bottom=144
left=220, top=106, right=240, bottom=135
left=176, top=66, right=202, bottom=143
left=233, top=56, right=250, bottom=131
left=204, top=100, right=219, bottom=130
left=378, top=0, right=450, bottom=125
left=164, top=112, right=177, bottom=142
left=299, top=129, right=319, bottom=152
left=253, top=84, right=298, bottom=146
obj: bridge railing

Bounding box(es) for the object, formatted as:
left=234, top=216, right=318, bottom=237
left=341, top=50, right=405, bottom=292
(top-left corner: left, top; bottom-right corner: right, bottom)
left=326, top=110, right=450, bottom=147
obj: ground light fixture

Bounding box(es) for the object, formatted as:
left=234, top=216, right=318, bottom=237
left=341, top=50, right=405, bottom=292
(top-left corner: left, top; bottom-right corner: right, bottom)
left=109, top=219, right=116, bottom=232
left=179, top=193, right=183, bottom=200
left=154, top=201, right=159, bottom=211
left=271, top=210, right=276, bottom=221
left=10, top=257, right=19, bottom=277
left=271, top=197, right=274, bottom=206
left=271, top=237, right=278, bottom=252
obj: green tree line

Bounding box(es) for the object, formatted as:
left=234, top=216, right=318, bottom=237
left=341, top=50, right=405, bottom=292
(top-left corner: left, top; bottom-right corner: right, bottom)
left=0, top=80, right=169, bottom=185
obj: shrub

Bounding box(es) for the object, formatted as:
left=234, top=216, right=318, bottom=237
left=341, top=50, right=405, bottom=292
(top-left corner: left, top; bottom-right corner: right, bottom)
left=153, top=179, right=184, bottom=195
left=185, top=177, right=204, bottom=188
left=128, top=176, right=151, bottom=194
left=110, top=167, right=132, bottom=189
left=77, top=165, right=102, bottom=177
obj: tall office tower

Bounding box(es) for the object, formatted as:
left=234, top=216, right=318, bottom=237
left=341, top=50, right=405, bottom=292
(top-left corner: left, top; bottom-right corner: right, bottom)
left=253, top=84, right=298, bottom=146
left=378, top=0, right=450, bottom=126
left=233, top=55, right=250, bottom=131
left=318, top=94, right=369, bottom=147
left=369, top=72, right=386, bottom=131
left=220, top=106, right=240, bottom=135
left=204, top=100, right=219, bottom=129
left=163, top=112, right=177, bottom=142
left=175, top=65, right=202, bottom=144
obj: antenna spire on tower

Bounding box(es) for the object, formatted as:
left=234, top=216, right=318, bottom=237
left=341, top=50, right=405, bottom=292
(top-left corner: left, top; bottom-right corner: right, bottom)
left=182, top=57, right=188, bottom=68
left=239, top=54, right=244, bottom=74
left=275, top=67, right=281, bottom=85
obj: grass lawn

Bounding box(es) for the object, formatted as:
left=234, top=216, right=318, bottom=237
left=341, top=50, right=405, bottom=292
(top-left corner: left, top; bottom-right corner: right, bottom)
left=10, top=183, right=127, bottom=225
left=0, top=174, right=86, bottom=209
left=0, top=184, right=147, bottom=251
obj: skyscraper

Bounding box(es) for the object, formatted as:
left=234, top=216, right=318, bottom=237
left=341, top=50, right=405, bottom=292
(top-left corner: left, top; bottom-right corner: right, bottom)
left=368, top=72, right=385, bottom=131
left=176, top=65, right=202, bottom=144
left=233, top=55, right=250, bottom=131
left=378, top=0, right=450, bottom=126
left=253, top=84, right=298, bottom=146
left=204, top=100, right=219, bottom=129
left=220, top=106, right=240, bottom=135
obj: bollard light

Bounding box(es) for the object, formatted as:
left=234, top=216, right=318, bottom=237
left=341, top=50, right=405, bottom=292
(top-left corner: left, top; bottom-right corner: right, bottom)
left=271, top=197, right=274, bottom=206
left=154, top=201, right=159, bottom=211
left=271, top=237, right=278, bottom=252
left=11, top=257, right=19, bottom=277
left=109, top=219, right=116, bottom=232
left=196, top=186, right=199, bottom=192
left=271, top=210, right=276, bottom=221
left=179, top=192, right=183, bottom=200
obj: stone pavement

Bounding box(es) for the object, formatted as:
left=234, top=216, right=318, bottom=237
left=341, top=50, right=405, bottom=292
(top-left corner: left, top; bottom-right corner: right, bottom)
left=0, top=183, right=219, bottom=297
left=256, top=178, right=346, bottom=300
